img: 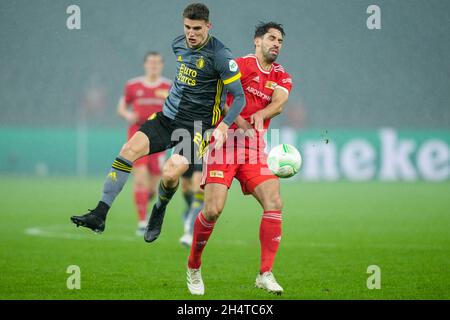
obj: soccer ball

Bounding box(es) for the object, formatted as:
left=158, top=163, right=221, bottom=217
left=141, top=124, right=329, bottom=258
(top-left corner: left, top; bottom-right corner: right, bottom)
left=267, top=144, right=302, bottom=178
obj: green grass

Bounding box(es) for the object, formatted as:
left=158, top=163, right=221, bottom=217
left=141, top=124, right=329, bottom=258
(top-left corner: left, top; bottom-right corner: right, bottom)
left=0, top=176, right=449, bottom=299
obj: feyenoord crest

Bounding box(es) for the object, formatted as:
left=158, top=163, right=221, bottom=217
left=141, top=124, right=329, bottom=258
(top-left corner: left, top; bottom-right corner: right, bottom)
left=196, top=57, right=205, bottom=69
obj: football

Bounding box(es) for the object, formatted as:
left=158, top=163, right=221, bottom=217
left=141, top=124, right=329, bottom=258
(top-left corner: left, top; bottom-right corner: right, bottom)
left=267, top=144, right=302, bottom=178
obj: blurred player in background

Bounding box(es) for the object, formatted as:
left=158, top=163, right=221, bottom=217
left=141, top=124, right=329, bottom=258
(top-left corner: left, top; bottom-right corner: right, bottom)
left=117, top=52, right=171, bottom=235
left=180, top=173, right=194, bottom=243
left=186, top=22, right=292, bottom=295
left=179, top=165, right=203, bottom=247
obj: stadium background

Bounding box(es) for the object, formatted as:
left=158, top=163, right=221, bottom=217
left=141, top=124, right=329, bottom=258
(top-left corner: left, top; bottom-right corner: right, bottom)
left=0, top=0, right=449, bottom=299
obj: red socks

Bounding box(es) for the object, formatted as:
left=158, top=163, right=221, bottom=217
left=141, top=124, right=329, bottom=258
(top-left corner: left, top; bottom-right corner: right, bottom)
left=134, top=187, right=149, bottom=222
left=187, top=210, right=281, bottom=273
left=188, top=211, right=216, bottom=269
left=259, top=210, right=282, bottom=273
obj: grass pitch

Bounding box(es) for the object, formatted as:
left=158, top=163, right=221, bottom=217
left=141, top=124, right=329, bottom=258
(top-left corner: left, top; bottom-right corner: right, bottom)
left=0, top=176, right=449, bottom=299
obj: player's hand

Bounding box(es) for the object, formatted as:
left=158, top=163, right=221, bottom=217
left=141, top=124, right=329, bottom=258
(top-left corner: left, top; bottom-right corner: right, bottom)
left=125, top=111, right=138, bottom=124
left=212, top=122, right=229, bottom=150
left=250, top=110, right=265, bottom=132
left=235, top=116, right=255, bottom=138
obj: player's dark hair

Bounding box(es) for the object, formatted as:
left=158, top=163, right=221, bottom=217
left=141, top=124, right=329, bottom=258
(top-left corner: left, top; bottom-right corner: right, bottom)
left=183, top=3, right=210, bottom=22
left=254, top=21, right=285, bottom=38
left=144, top=51, right=163, bottom=62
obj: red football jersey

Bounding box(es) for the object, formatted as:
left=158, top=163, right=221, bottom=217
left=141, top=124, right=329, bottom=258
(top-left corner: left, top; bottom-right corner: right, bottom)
left=227, top=54, right=292, bottom=130
left=123, top=77, right=171, bottom=125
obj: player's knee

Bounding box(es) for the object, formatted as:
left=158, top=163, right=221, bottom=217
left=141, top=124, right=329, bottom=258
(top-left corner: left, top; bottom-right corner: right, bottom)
left=203, top=202, right=223, bottom=222
left=120, top=142, right=144, bottom=162
left=162, top=166, right=180, bottom=185
left=274, top=196, right=283, bottom=211
left=264, top=194, right=283, bottom=211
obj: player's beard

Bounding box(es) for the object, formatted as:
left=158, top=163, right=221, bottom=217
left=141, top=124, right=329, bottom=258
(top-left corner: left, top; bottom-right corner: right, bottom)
left=262, top=47, right=278, bottom=64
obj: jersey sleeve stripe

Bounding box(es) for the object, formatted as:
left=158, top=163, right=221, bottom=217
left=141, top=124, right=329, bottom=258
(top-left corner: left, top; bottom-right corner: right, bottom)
left=223, top=72, right=241, bottom=85
left=212, top=80, right=224, bottom=125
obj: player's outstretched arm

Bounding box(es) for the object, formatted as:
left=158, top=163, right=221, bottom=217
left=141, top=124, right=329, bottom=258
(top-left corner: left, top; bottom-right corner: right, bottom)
left=250, top=87, right=289, bottom=131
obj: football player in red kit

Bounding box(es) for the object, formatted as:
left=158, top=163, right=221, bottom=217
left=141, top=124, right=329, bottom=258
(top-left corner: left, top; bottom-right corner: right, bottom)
left=117, top=52, right=171, bottom=235
left=186, top=22, right=292, bottom=295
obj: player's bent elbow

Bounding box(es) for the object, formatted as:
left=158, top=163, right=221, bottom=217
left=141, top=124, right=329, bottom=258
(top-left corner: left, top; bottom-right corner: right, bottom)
left=276, top=105, right=284, bottom=115
left=273, top=103, right=285, bottom=117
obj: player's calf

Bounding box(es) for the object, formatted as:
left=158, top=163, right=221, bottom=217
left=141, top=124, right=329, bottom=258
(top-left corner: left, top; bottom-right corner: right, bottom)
left=71, top=155, right=133, bottom=233
left=144, top=180, right=179, bottom=243
left=71, top=132, right=150, bottom=233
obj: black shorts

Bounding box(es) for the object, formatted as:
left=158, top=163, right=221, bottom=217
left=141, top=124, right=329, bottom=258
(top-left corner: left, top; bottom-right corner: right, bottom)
left=139, top=111, right=212, bottom=166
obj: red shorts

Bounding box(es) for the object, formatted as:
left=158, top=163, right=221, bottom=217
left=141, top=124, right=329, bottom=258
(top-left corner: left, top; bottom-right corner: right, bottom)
left=201, top=142, right=278, bottom=195
left=128, top=124, right=165, bottom=175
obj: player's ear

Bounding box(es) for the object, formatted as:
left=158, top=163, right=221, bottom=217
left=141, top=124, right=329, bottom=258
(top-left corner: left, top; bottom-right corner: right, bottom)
left=254, top=37, right=261, bottom=48
left=206, top=22, right=212, bottom=30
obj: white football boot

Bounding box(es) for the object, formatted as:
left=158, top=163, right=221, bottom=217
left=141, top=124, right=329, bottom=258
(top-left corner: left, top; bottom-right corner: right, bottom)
left=187, top=267, right=205, bottom=295
left=255, top=272, right=283, bottom=295
left=179, top=233, right=193, bottom=247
